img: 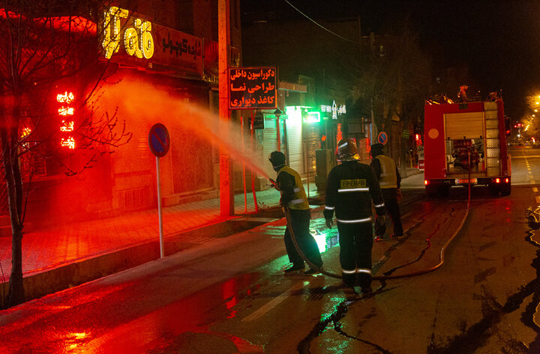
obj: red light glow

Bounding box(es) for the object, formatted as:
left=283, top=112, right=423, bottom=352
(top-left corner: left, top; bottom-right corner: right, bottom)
left=424, top=180, right=429, bottom=185
left=57, top=91, right=76, bottom=149
left=57, top=91, right=75, bottom=104
left=60, top=120, right=74, bottom=132
left=58, top=107, right=74, bottom=116
left=495, top=178, right=500, bottom=183
left=61, top=137, right=75, bottom=149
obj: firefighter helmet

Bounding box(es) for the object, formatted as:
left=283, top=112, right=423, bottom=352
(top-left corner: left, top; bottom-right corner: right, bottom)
left=337, top=138, right=358, bottom=161
left=269, top=151, right=286, bottom=168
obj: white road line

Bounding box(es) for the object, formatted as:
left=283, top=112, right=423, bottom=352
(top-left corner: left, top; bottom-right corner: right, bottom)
left=242, top=281, right=309, bottom=322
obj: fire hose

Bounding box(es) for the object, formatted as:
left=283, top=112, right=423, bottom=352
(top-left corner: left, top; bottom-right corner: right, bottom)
left=282, top=153, right=472, bottom=281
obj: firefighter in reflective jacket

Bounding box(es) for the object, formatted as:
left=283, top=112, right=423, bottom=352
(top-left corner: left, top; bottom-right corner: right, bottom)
left=324, top=139, right=386, bottom=291
left=269, top=151, right=323, bottom=275
left=370, top=143, right=404, bottom=239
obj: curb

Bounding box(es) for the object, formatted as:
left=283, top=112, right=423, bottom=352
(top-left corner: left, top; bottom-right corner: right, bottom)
left=0, top=215, right=279, bottom=308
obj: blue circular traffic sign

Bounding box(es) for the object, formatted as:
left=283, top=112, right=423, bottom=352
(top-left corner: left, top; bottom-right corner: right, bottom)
left=377, top=131, right=388, bottom=145
left=149, top=123, right=170, bottom=157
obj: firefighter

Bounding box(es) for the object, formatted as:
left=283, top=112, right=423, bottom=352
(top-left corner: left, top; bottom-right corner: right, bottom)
left=268, top=151, right=323, bottom=275
left=370, top=143, right=404, bottom=239
left=324, top=139, right=386, bottom=291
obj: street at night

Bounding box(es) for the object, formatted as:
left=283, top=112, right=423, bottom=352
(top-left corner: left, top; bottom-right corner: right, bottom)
left=1, top=146, right=539, bottom=353
left=3, top=1, right=540, bottom=353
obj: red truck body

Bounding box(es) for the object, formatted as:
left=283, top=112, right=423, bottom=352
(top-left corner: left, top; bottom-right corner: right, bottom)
left=423, top=98, right=511, bottom=196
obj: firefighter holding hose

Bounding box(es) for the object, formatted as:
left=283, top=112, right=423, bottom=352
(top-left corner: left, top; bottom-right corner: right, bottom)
left=268, top=151, right=323, bottom=275
left=324, top=139, right=386, bottom=291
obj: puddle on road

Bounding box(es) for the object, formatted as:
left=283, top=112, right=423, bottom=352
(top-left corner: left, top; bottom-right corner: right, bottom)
left=297, top=287, right=392, bottom=354
left=428, top=213, right=540, bottom=353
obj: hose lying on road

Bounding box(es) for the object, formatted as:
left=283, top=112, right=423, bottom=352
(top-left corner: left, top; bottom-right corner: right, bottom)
left=283, top=176, right=472, bottom=281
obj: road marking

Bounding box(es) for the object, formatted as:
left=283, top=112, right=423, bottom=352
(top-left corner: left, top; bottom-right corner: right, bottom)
left=534, top=187, right=538, bottom=193
left=242, top=281, right=309, bottom=322
left=536, top=196, right=540, bottom=204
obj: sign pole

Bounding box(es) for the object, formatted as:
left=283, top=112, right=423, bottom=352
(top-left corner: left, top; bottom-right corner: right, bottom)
left=156, top=157, right=164, bottom=258
left=148, top=123, right=170, bottom=259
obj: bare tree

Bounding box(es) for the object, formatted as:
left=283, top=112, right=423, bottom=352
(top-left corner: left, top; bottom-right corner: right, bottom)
left=356, top=29, right=431, bottom=139
left=0, top=0, right=131, bottom=308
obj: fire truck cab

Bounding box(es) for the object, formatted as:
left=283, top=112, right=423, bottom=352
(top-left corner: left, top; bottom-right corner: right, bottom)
left=423, top=98, right=511, bottom=197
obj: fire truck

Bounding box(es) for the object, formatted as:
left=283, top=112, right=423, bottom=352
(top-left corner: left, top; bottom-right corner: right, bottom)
left=423, top=97, right=511, bottom=197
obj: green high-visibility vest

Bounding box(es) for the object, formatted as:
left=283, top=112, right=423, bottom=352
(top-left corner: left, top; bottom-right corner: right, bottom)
left=376, top=155, right=398, bottom=189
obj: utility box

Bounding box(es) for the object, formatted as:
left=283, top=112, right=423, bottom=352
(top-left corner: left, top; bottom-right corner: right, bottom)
left=315, top=149, right=335, bottom=193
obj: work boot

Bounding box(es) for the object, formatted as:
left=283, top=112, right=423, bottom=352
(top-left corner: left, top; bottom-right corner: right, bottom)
left=304, top=267, right=322, bottom=275
left=361, top=286, right=373, bottom=296
left=284, top=264, right=305, bottom=274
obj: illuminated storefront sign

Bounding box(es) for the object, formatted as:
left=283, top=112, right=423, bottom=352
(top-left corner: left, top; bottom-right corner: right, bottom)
left=102, top=7, right=154, bottom=60
left=57, top=91, right=75, bottom=149
left=304, top=111, right=320, bottom=123
left=229, top=67, right=277, bottom=109
left=101, top=7, right=203, bottom=76
left=321, top=100, right=346, bottom=119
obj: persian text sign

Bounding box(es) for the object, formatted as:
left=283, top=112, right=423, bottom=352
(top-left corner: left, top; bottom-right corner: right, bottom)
left=101, top=7, right=203, bottom=76
left=152, top=25, right=202, bottom=75
left=229, top=67, right=277, bottom=110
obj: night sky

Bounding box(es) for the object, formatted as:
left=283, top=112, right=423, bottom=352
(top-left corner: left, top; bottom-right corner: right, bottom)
left=241, top=0, right=540, bottom=119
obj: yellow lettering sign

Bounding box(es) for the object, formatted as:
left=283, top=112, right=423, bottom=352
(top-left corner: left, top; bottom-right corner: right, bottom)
left=102, top=7, right=154, bottom=60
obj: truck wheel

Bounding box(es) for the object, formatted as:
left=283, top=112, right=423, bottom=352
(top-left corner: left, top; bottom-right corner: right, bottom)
left=501, top=183, right=511, bottom=196
left=426, top=185, right=438, bottom=198
left=438, top=185, right=450, bottom=197
left=488, top=184, right=500, bottom=196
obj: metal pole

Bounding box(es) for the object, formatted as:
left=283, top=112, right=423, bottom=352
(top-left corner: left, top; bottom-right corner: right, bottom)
left=218, top=0, right=233, bottom=217
left=156, top=157, right=164, bottom=258
left=242, top=114, right=247, bottom=213
left=250, top=110, right=259, bottom=213
left=276, top=115, right=281, bottom=152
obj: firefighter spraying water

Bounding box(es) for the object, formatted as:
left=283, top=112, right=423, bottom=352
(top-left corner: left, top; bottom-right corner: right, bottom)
left=268, top=151, right=324, bottom=275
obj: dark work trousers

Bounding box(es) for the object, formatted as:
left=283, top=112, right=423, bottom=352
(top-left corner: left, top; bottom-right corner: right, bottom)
left=337, top=221, right=373, bottom=288
left=284, top=209, right=323, bottom=268
left=382, top=188, right=403, bottom=236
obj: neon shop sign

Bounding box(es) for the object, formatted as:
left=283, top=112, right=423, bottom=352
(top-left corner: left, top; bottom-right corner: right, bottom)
left=321, top=100, right=346, bottom=120
left=102, top=7, right=155, bottom=60
left=57, top=91, right=75, bottom=149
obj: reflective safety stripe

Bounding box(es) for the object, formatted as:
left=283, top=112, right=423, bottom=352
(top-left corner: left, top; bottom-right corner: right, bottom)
left=342, top=268, right=356, bottom=274
left=338, top=188, right=369, bottom=193
left=374, top=203, right=385, bottom=208
left=277, top=166, right=310, bottom=210
left=337, top=217, right=372, bottom=223
left=325, top=206, right=335, bottom=210
left=356, top=268, right=372, bottom=274
left=338, top=141, right=348, bottom=149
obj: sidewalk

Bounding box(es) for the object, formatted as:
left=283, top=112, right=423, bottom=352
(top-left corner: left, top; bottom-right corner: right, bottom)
left=0, top=168, right=423, bottom=306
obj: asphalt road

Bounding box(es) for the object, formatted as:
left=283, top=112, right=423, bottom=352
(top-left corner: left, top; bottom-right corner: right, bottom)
left=1, top=146, right=539, bottom=353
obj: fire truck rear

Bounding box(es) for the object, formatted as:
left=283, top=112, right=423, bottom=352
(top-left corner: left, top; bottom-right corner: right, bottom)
left=423, top=98, right=511, bottom=197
